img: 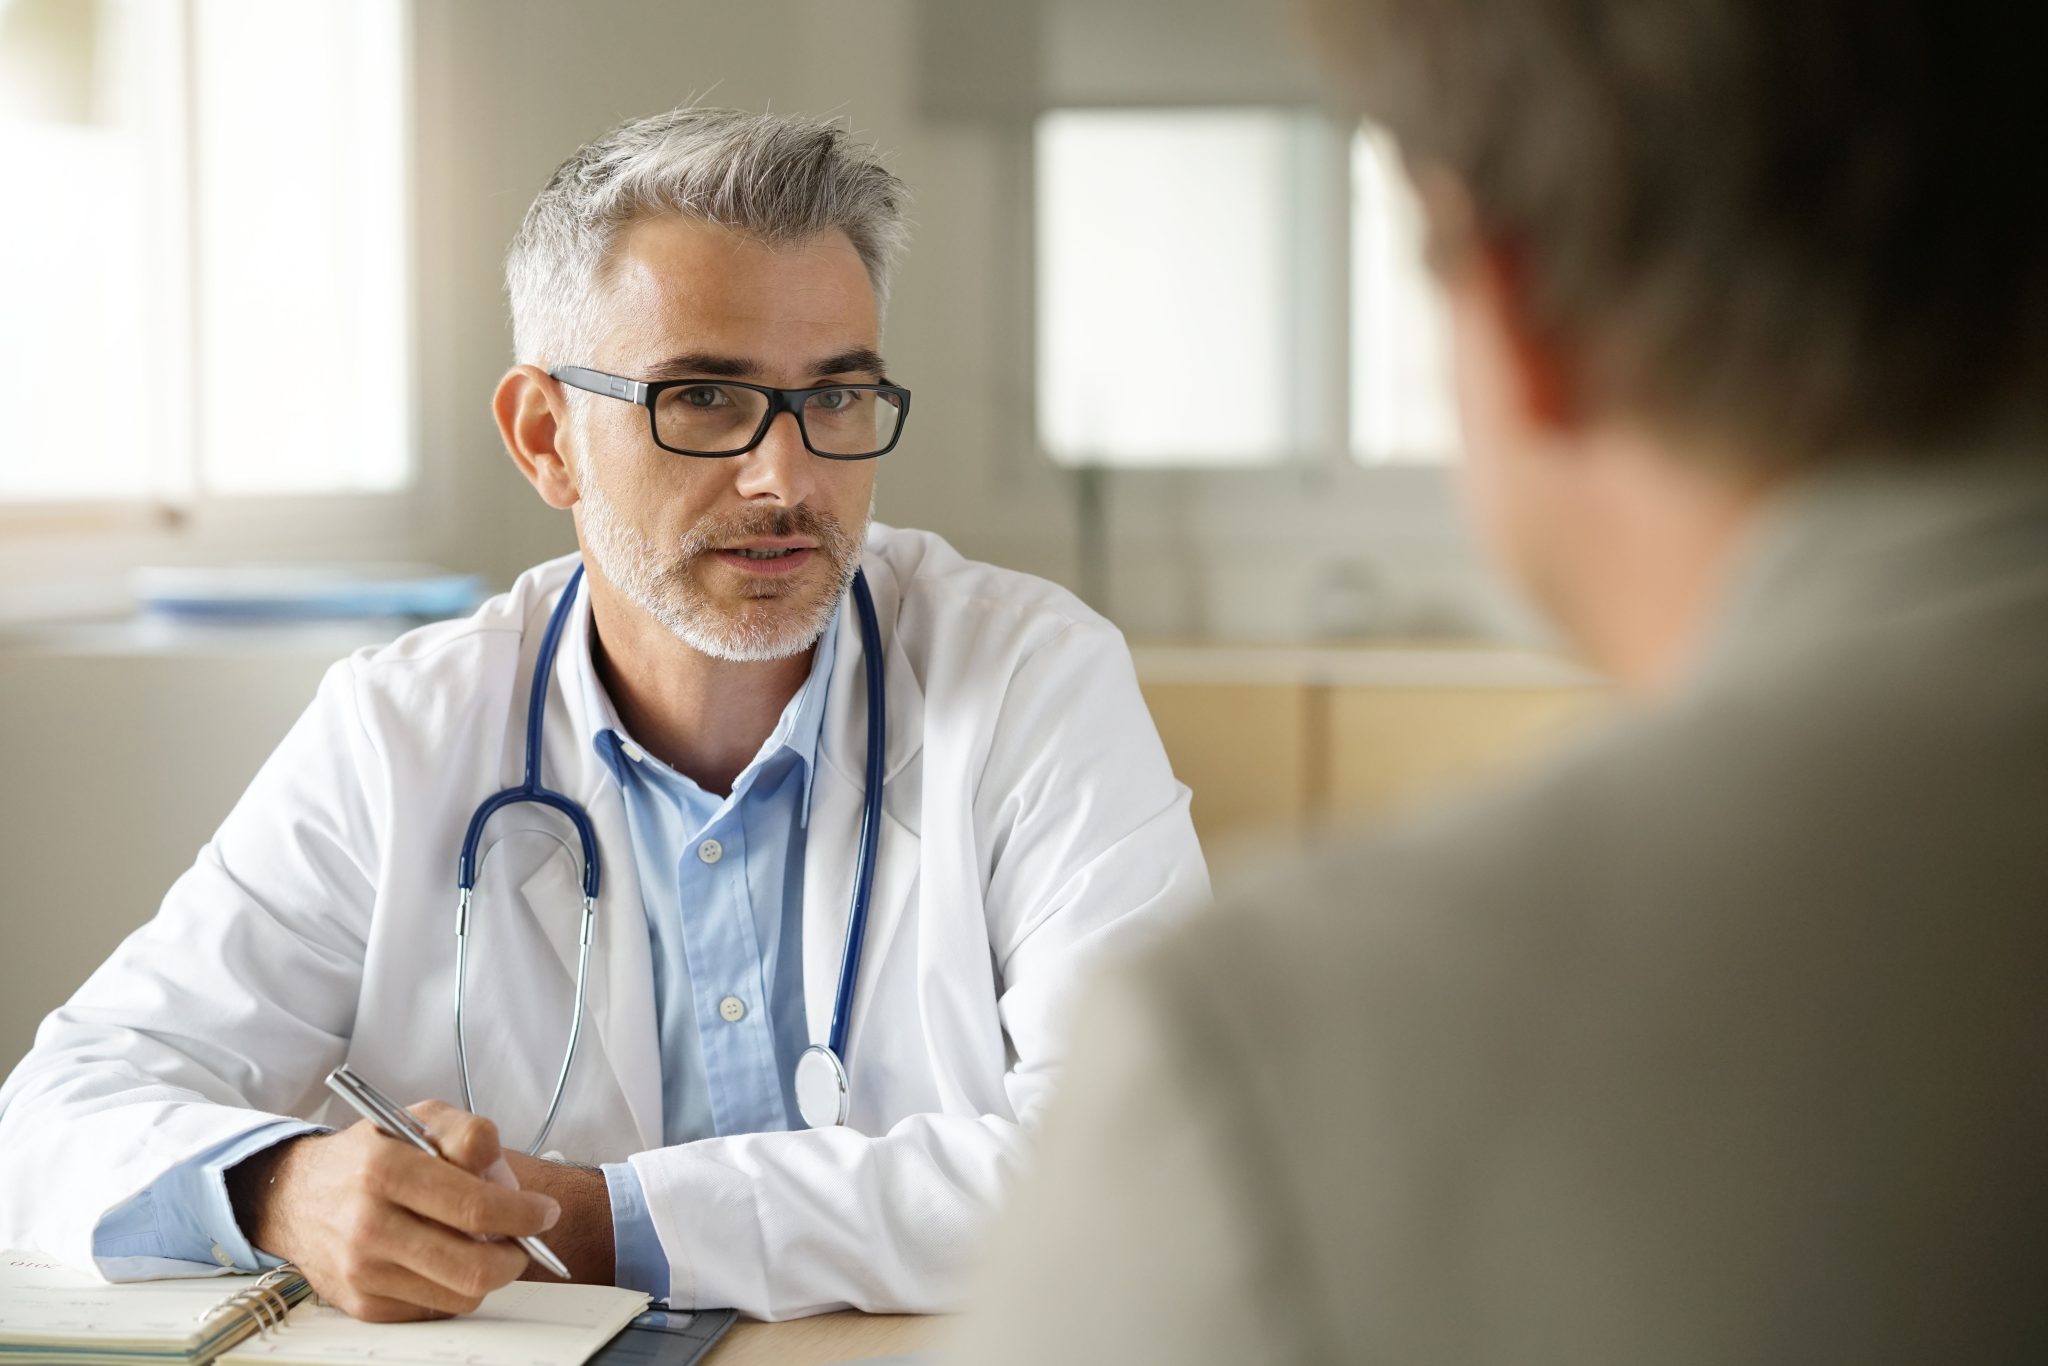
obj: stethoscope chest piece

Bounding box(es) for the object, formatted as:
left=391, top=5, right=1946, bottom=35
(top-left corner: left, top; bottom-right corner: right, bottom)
left=794, top=1044, right=850, bottom=1129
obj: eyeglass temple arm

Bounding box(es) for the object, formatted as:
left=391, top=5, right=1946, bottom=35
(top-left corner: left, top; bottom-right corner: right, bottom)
left=548, top=366, right=647, bottom=404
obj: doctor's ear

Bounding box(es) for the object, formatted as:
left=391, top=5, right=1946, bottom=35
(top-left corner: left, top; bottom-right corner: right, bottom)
left=493, top=365, right=580, bottom=511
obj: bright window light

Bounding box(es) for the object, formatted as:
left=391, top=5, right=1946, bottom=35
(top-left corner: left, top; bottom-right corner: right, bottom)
left=0, top=0, right=184, bottom=502
left=1351, top=126, right=1461, bottom=464
left=1036, top=109, right=1300, bottom=467
left=192, top=0, right=409, bottom=496
left=0, top=0, right=409, bottom=506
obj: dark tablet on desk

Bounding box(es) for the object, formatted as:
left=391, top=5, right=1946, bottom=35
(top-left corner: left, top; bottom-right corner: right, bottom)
left=589, top=1307, right=738, bottom=1366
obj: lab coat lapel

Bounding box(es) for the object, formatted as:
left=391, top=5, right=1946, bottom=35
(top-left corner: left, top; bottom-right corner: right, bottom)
left=802, top=553, right=925, bottom=1052
left=801, top=763, right=921, bottom=1052
left=511, top=567, right=664, bottom=1154
left=517, top=781, right=663, bottom=1154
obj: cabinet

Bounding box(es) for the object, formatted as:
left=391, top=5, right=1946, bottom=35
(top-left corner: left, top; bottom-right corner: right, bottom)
left=1134, top=645, right=1603, bottom=857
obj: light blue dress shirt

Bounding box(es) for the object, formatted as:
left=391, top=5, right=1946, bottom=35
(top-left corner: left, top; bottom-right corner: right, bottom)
left=91, top=596, right=838, bottom=1305
left=587, top=604, right=837, bottom=1295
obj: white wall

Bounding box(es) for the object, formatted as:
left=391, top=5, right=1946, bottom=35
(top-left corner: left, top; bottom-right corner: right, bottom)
left=0, top=632, right=364, bottom=1069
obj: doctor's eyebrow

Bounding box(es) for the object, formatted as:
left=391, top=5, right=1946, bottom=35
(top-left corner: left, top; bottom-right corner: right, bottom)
left=808, top=347, right=889, bottom=380
left=644, top=348, right=890, bottom=383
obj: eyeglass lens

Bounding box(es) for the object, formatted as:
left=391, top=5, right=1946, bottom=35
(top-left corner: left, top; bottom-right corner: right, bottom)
left=653, top=384, right=905, bottom=456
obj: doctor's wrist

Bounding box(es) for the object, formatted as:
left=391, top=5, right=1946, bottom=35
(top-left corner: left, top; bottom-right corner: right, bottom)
left=503, top=1153, right=615, bottom=1286
left=225, top=1130, right=323, bottom=1261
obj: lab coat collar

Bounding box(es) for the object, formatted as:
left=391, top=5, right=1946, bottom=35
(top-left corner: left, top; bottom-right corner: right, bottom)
left=561, top=572, right=842, bottom=823
left=541, top=536, right=922, bottom=796
left=818, top=536, right=925, bottom=791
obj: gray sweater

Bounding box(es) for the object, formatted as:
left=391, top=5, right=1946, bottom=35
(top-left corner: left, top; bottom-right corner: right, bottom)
left=948, top=452, right=2048, bottom=1365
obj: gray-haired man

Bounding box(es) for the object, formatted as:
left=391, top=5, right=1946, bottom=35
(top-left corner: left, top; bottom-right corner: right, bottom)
left=0, top=108, right=1206, bottom=1321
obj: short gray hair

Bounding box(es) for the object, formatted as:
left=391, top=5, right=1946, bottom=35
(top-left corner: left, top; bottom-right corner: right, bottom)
left=506, top=107, right=911, bottom=366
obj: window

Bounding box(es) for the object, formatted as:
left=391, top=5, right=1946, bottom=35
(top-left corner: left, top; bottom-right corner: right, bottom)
left=0, top=0, right=410, bottom=508
left=1035, top=108, right=1313, bottom=467
left=1033, top=107, right=1460, bottom=470
left=1351, top=125, right=1460, bottom=464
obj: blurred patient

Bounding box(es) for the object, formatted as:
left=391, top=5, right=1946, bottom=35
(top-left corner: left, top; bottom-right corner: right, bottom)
left=948, top=0, right=2048, bottom=1361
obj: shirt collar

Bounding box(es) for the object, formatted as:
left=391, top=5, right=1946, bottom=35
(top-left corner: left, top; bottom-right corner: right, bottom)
left=564, top=572, right=842, bottom=821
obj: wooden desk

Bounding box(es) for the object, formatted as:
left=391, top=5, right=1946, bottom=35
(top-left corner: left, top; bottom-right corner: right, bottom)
left=703, top=1311, right=942, bottom=1365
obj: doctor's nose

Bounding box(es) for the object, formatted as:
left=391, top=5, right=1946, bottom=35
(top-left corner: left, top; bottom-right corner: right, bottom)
left=733, top=410, right=817, bottom=506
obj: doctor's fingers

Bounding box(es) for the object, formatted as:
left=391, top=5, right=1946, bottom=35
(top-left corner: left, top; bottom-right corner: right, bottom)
left=364, top=1145, right=560, bottom=1238
left=322, top=1247, right=519, bottom=1323
left=406, top=1099, right=505, bottom=1176
left=375, top=1204, right=532, bottom=1308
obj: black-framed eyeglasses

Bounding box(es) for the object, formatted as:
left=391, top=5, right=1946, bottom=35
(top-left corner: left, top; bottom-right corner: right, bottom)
left=550, top=365, right=912, bottom=460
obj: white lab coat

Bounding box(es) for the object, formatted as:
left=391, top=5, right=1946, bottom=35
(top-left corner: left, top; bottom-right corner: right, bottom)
left=0, top=525, right=1208, bottom=1319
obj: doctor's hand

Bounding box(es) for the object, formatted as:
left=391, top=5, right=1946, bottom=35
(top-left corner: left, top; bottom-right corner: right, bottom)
left=225, top=1100, right=562, bottom=1322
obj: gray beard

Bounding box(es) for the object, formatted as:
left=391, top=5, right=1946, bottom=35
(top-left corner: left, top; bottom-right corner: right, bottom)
left=574, top=474, right=865, bottom=662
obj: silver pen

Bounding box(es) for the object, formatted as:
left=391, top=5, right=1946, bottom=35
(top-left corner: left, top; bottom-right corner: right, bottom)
left=323, top=1065, right=571, bottom=1279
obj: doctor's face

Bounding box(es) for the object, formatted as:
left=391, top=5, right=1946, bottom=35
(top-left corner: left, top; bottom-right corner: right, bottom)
left=565, top=216, right=882, bottom=662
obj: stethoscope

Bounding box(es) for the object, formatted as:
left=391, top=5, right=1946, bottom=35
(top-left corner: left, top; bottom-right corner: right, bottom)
left=453, top=562, right=887, bottom=1153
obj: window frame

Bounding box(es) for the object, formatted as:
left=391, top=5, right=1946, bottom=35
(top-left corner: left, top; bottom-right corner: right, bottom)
left=1017, top=101, right=1462, bottom=482
left=0, top=0, right=428, bottom=617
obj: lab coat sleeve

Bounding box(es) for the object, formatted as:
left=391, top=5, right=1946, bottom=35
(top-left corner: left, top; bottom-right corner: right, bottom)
left=0, top=658, right=382, bottom=1277
left=625, top=618, right=1211, bottom=1318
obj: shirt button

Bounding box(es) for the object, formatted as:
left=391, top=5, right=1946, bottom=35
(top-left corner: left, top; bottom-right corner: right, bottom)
left=718, top=995, right=746, bottom=1023
left=210, top=1242, right=234, bottom=1267
left=698, top=839, right=723, bottom=865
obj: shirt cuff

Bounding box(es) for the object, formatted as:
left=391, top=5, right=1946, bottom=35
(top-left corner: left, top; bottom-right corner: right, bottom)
left=91, top=1118, right=322, bottom=1276
left=602, top=1162, right=671, bottom=1301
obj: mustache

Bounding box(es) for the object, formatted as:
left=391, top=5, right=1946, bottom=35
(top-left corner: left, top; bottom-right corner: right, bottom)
left=677, top=505, right=859, bottom=561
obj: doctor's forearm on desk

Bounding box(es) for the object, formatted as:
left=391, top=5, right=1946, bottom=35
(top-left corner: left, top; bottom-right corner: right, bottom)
left=223, top=1100, right=561, bottom=1322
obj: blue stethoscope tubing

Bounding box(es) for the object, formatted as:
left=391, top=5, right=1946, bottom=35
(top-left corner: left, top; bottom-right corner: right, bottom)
left=452, top=561, right=885, bottom=1152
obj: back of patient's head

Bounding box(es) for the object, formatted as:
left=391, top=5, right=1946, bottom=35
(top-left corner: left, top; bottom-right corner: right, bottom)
left=1314, top=0, right=2048, bottom=472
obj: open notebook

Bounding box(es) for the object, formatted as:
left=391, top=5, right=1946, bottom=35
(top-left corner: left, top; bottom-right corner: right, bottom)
left=222, top=1283, right=650, bottom=1365
left=0, top=1255, right=649, bottom=1366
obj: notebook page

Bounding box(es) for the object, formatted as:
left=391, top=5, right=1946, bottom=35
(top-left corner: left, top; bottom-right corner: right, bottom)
left=222, top=1282, right=650, bottom=1366
left=0, top=1252, right=263, bottom=1349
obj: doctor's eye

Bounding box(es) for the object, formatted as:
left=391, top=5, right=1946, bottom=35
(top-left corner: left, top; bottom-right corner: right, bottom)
left=673, top=384, right=737, bottom=409
left=807, top=388, right=869, bottom=414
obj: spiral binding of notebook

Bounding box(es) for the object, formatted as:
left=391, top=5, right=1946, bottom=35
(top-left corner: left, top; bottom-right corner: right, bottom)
left=209, top=1266, right=312, bottom=1346
left=0, top=1253, right=312, bottom=1365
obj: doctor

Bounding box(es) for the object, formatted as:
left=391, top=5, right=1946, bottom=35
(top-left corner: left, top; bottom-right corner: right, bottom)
left=0, top=107, right=1207, bottom=1321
